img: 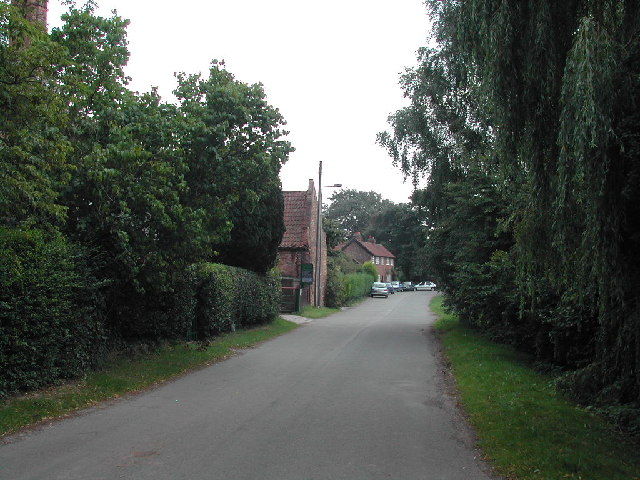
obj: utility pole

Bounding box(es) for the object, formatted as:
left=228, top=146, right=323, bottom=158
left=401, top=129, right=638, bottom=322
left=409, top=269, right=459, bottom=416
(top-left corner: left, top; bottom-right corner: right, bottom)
left=315, top=161, right=322, bottom=307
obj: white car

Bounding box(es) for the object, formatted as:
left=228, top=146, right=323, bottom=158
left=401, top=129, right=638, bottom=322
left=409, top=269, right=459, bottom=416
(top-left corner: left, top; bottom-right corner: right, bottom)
left=416, top=282, right=437, bottom=291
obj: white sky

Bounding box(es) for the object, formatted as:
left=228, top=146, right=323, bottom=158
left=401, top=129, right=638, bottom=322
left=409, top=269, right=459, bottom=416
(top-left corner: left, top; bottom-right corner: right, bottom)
left=47, top=0, right=431, bottom=204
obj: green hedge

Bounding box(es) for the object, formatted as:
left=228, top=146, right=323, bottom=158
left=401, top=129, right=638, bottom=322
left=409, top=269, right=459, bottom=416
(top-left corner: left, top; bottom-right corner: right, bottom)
left=190, top=263, right=281, bottom=340
left=0, top=228, right=107, bottom=396
left=343, top=272, right=376, bottom=303
left=0, top=240, right=281, bottom=397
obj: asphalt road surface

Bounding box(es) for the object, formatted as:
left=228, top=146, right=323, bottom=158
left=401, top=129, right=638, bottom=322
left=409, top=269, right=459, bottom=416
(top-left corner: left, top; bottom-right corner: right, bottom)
left=0, top=291, right=495, bottom=480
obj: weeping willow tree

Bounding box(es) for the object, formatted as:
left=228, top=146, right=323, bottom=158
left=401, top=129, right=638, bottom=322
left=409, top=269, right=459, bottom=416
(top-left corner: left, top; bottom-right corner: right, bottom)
left=382, top=0, right=640, bottom=406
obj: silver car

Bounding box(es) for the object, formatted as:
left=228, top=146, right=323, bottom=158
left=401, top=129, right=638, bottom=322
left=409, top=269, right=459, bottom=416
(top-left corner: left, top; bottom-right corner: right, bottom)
left=370, top=282, right=389, bottom=298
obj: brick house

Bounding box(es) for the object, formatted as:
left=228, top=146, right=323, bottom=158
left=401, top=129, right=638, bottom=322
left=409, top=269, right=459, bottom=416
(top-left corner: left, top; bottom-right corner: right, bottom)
left=339, top=233, right=396, bottom=282
left=278, top=180, right=327, bottom=311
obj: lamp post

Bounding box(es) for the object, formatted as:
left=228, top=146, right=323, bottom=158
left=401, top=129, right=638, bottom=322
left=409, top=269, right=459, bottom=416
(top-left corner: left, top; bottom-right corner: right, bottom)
left=314, top=160, right=341, bottom=307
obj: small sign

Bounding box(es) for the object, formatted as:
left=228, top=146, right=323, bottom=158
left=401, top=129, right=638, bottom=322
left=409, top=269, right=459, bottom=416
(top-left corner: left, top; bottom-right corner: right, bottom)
left=301, top=263, right=314, bottom=285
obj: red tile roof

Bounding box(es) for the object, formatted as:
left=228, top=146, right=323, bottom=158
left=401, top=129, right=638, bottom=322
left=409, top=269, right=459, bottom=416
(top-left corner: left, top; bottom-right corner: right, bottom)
left=358, top=240, right=396, bottom=258
left=280, top=190, right=311, bottom=249
left=339, top=238, right=396, bottom=258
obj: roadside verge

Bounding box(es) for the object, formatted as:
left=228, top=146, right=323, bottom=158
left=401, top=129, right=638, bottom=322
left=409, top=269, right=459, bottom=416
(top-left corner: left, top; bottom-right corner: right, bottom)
left=430, top=295, right=640, bottom=480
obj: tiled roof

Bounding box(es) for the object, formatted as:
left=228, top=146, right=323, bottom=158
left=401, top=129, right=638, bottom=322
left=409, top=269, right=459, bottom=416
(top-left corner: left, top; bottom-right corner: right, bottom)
left=360, top=241, right=396, bottom=258
left=280, top=190, right=311, bottom=249
left=341, top=238, right=396, bottom=258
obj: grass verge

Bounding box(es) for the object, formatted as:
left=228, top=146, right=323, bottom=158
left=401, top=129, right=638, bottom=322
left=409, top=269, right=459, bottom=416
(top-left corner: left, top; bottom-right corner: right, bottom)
left=430, top=295, right=640, bottom=480
left=0, top=316, right=299, bottom=438
left=296, top=305, right=340, bottom=319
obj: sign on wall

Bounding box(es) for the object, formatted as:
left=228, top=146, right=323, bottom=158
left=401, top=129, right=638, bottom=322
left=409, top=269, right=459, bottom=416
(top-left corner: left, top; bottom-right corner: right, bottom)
left=301, top=263, right=314, bottom=285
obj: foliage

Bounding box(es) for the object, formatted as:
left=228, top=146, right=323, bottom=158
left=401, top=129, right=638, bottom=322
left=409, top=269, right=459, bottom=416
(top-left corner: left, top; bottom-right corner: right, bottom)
left=0, top=2, right=71, bottom=228
left=324, top=257, right=346, bottom=308
left=360, top=261, right=378, bottom=279
left=365, top=202, right=426, bottom=281
left=0, top=227, right=106, bottom=396
left=324, top=189, right=393, bottom=236
left=174, top=62, right=292, bottom=274
left=343, top=272, right=376, bottom=303
left=381, top=0, right=640, bottom=406
left=432, top=296, right=640, bottom=479
left=0, top=2, right=291, bottom=396
left=192, top=263, right=281, bottom=339
left=323, top=217, right=346, bottom=250
left=325, top=251, right=363, bottom=308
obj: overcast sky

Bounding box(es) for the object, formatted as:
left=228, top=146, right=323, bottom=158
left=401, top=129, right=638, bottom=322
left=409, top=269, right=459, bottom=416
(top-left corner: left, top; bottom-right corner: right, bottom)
left=47, top=0, right=432, bottom=204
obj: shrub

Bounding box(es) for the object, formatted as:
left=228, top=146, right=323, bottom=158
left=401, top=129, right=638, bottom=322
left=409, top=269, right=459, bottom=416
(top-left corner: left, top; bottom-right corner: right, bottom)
left=191, top=263, right=280, bottom=339
left=343, top=272, right=376, bottom=303
left=0, top=228, right=107, bottom=397
left=325, top=266, right=346, bottom=308
left=360, top=261, right=378, bottom=279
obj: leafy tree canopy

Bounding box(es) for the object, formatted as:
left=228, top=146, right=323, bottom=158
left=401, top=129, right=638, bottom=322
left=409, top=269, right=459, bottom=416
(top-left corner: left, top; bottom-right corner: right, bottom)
left=381, top=0, right=640, bottom=406
left=323, top=189, right=393, bottom=236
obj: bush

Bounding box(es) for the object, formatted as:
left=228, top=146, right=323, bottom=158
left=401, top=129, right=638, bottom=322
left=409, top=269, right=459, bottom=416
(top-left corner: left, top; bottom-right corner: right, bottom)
left=233, top=268, right=281, bottom=329
left=325, top=266, right=346, bottom=308
left=344, top=272, right=376, bottom=303
left=360, top=261, right=378, bottom=279
left=191, top=263, right=280, bottom=339
left=0, top=228, right=107, bottom=396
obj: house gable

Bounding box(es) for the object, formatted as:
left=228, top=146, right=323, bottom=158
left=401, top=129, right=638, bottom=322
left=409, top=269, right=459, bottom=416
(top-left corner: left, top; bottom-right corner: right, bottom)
left=277, top=179, right=327, bottom=308
left=340, top=234, right=396, bottom=282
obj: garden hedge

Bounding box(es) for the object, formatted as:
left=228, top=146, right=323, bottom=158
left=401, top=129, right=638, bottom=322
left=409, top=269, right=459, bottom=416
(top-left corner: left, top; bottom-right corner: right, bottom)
left=0, top=227, right=107, bottom=396
left=0, top=243, right=281, bottom=396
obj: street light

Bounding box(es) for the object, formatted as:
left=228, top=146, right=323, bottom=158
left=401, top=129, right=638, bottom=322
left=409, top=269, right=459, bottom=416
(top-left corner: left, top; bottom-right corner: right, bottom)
left=314, top=161, right=341, bottom=307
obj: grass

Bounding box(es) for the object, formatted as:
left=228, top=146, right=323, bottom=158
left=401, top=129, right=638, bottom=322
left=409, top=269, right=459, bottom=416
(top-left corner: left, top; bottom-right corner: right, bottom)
left=430, top=296, right=640, bottom=480
left=0, top=316, right=299, bottom=438
left=296, top=305, right=340, bottom=319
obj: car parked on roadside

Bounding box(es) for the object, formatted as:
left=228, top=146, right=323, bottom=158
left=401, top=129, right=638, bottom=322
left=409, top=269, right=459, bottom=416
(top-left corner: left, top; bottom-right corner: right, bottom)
left=385, top=282, right=395, bottom=294
left=370, top=282, right=389, bottom=298
left=401, top=282, right=416, bottom=291
left=416, top=281, right=437, bottom=291
left=391, top=281, right=401, bottom=292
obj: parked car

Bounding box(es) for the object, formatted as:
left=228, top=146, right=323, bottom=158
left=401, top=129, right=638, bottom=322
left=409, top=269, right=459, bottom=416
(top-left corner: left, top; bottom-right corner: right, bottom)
left=370, top=282, right=389, bottom=298
left=385, top=282, right=395, bottom=294
left=391, top=281, right=401, bottom=292
left=401, top=282, right=416, bottom=291
left=416, top=281, right=437, bottom=291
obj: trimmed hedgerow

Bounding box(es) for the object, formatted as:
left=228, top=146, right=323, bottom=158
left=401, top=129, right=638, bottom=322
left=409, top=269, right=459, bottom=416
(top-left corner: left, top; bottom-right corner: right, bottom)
left=343, top=272, right=376, bottom=303
left=190, top=263, right=281, bottom=340
left=0, top=247, right=280, bottom=397
left=0, top=228, right=107, bottom=396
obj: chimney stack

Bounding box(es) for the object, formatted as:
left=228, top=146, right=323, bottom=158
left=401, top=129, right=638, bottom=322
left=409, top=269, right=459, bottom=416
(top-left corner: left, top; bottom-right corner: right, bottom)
left=12, top=0, right=47, bottom=28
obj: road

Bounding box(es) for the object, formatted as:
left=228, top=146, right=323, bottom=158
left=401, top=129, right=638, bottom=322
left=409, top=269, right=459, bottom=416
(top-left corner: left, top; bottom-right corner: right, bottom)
left=0, top=291, right=495, bottom=480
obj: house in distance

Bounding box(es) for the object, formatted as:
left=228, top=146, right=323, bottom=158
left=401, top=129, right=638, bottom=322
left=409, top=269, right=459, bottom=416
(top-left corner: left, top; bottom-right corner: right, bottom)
left=339, top=233, right=396, bottom=282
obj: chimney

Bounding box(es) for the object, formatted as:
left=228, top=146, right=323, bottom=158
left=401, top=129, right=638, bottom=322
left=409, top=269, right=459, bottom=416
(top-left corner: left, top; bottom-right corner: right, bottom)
left=12, top=0, right=47, bottom=28
left=368, top=235, right=376, bottom=244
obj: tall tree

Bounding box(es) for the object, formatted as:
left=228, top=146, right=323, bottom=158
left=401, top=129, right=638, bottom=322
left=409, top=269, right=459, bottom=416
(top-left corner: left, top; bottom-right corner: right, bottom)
left=365, top=203, right=426, bottom=281
left=382, top=0, right=640, bottom=405
left=1, top=1, right=70, bottom=228
left=174, top=62, right=293, bottom=274
left=324, top=189, right=393, bottom=236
